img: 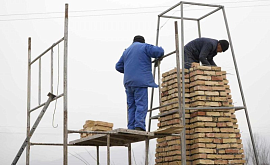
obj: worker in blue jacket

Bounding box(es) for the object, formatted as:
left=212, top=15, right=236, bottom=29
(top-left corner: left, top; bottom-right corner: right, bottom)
left=184, top=38, right=229, bottom=69
left=115, top=35, right=164, bottom=131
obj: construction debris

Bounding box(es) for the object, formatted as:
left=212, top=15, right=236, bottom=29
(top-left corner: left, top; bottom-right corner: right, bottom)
left=80, top=120, right=113, bottom=138
left=155, top=63, right=245, bottom=165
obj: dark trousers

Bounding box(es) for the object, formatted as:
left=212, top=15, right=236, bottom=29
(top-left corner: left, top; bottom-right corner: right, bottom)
left=184, top=49, right=198, bottom=69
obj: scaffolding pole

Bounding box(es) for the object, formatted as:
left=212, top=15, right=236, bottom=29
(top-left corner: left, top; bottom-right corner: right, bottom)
left=63, top=3, right=69, bottom=165
left=221, top=6, right=259, bottom=165
left=26, top=37, right=31, bottom=165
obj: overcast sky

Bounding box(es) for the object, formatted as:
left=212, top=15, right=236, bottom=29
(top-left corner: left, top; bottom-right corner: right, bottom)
left=1, top=0, right=270, bottom=164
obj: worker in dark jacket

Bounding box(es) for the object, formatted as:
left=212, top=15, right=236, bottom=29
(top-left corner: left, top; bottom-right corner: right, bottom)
left=184, top=38, right=229, bottom=69
left=115, top=35, right=164, bottom=131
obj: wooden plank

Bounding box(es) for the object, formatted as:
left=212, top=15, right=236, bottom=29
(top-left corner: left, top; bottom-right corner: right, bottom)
left=154, top=126, right=183, bottom=134
left=69, top=128, right=158, bottom=146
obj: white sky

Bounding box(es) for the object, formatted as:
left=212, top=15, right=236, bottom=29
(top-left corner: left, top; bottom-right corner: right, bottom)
left=0, top=0, right=270, bottom=164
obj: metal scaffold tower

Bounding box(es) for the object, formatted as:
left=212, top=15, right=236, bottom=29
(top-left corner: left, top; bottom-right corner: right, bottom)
left=151, top=1, right=259, bottom=165
left=12, top=2, right=259, bottom=165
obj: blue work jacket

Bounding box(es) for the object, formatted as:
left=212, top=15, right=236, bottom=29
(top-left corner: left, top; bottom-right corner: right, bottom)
left=115, top=42, right=164, bottom=88
left=184, top=38, right=218, bottom=66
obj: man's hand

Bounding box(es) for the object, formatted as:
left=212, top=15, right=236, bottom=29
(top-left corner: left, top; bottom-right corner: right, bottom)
left=154, top=57, right=163, bottom=67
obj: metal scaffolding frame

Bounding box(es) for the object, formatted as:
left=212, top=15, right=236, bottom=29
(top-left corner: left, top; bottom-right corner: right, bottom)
left=14, top=2, right=258, bottom=165
left=147, top=1, right=259, bottom=165
left=14, top=3, right=69, bottom=165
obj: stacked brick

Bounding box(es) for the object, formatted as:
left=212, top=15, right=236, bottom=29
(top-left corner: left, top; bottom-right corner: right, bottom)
left=155, top=64, right=245, bottom=165
left=80, top=120, right=113, bottom=138
left=156, top=68, right=191, bottom=165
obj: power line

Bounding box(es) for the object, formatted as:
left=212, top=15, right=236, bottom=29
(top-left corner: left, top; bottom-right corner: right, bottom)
left=0, top=1, right=269, bottom=21
left=0, top=0, right=269, bottom=17
left=0, top=3, right=270, bottom=22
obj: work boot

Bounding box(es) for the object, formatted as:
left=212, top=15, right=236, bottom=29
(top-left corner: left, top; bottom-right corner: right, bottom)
left=135, top=127, right=145, bottom=131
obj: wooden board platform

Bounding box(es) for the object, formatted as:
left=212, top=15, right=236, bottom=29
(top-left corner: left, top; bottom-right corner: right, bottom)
left=154, top=126, right=183, bottom=134
left=69, top=128, right=158, bottom=146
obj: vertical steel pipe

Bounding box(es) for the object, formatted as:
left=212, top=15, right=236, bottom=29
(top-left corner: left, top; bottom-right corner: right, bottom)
left=145, top=137, right=149, bottom=165
left=128, top=144, right=131, bottom=165
left=26, top=37, right=31, bottom=165
left=51, top=48, right=53, bottom=93
left=180, top=3, right=187, bottom=164
left=148, top=16, right=160, bottom=132
left=221, top=7, right=259, bottom=165
left=107, top=134, right=110, bottom=165
left=158, top=62, right=161, bottom=105
left=96, top=146, right=99, bottom=165
left=197, top=20, right=201, bottom=38
left=38, top=58, right=41, bottom=105
left=174, top=20, right=185, bottom=165
left=145, top=15, right=161, bottom=165
left=63, top=3, right=69, bottom=165
left=155, top=16, right=161, bottom=46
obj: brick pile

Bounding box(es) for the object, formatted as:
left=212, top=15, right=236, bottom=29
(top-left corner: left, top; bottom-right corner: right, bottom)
left=80, top=120, right=113, bottom=138
left=155, top=64, right=245, bottom=165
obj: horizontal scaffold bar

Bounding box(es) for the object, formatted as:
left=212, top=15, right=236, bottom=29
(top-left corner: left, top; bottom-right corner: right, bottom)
left=30, top=37, right=64, bottom=65
left=30, top=93, right=64, bottom=113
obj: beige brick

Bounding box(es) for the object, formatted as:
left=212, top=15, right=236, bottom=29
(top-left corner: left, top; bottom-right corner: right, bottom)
left=220, top=128, right=235, bottom=132
left=205, top=91, right=219, bottom=96
left=228, top=160, right=246, bottom=164
left=207, top=154, right=222, bottom=159
left=219, top=92, right=227, bottom=96
left=84, top=120, right=113, bottom=128
left=194, top=138, right=214, bottom=143
left=192, top=154, right=207, bottom=159
left=212, top=97, right=227, bottom=102
left=194, top=159, right=214, bottom=164
left=214, top=160, right=228, bottom=164
left=191, top=143, right=206, bottom=149
left=195, top=128, right=213, bottom=133
left=191, top=116, right=213, bottom=122
left=205, top=102, right=221, bottom=106
left=213, top=128, right=220, bottom=132
left=217, top=144, right=230, bottom=149
left=218, top=117, right=232, bottom=122
left=192, top=133, right=206, bottom=138
left=206, top=144, right=217, bottom=148
left=206, top=112, right=221, bottom=116
left=215, top=133, right=230, bottom=138
left=221, top=155, right=234, bottom=159
left=205, top=122, right=217, bottom=127
left=167, top=150, right=181, bottom=156
left=211, top=66, right=221, bottom=71
left=218, top=150, right=225, bottom=154
left=204, top=71, right=216, bottom=75
left=191, top=148, right=215, bottom=154
left=194, top=65, right=212, bottom=70
left=223, top=139, right=237, bottom=143
left=190, top=91, right=205, bottom=97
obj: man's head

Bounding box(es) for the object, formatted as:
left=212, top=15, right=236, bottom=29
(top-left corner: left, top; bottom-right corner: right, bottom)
left=217, top=40, right=229, bottom=53
left=133, top=35, right=145, bottom=43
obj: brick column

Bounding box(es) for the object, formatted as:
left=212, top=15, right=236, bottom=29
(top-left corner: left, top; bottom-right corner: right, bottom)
left=155, top=65, right=245, bottom=165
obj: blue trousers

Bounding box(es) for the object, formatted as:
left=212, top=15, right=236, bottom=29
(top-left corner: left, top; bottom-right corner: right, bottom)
left=125, top=87, right=148, bottom=131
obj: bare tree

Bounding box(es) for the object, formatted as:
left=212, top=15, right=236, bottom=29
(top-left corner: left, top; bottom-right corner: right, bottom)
left=244, top=134, right=270, bottom=165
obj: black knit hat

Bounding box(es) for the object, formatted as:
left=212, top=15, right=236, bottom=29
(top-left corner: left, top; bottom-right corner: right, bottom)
left=218, top=40, right=229, bottom=52
left=133, top=35, right=145, bottom=43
